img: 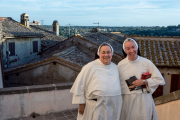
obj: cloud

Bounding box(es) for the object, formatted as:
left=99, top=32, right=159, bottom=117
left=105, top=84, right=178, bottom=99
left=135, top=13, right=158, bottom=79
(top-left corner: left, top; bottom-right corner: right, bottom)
left=1, top=0, right=180, bottom=26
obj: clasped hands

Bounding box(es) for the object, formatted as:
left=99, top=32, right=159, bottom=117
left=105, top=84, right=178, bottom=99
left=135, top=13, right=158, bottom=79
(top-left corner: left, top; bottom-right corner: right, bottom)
left=132, top=79, right=145, bottom=88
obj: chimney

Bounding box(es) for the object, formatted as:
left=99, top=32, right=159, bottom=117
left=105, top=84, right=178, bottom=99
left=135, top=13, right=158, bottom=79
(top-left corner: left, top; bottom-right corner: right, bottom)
left=52, top=20, right=59, bottom=36
left=20, top=13, right=29, bottom=27
left=124, top=34, right=128, bottom=40
left=91, top=28, right=99, bottom=33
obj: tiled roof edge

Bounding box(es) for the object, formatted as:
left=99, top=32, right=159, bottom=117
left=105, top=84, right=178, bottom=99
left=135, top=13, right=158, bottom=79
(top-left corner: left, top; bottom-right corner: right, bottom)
left=4, top=57, right=82, bottom=74
left=38, top=36, right=74, bottom=55
left=130, top=34, right=180, bottom=38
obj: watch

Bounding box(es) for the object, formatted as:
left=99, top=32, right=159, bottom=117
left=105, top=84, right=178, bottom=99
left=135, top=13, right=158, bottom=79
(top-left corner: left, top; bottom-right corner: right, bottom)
left=143, top=80, right=146, bottom=85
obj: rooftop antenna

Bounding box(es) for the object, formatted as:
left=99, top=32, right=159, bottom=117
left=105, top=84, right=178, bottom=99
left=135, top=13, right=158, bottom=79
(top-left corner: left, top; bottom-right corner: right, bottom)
left=93, top=22, right=99, bottom=41
left=93, top=22, right=99, bottom=30
left=69, top=23, right=70, bottom=38
left=41, top=20, right=44, bottom=27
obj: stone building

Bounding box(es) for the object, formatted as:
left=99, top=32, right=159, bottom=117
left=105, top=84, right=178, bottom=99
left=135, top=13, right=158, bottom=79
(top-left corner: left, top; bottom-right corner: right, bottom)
left=1, top=17, right=42, bottom=68
left=4, top=31, right=124, bottom=87
left=1, top=13, right=65, bottom=68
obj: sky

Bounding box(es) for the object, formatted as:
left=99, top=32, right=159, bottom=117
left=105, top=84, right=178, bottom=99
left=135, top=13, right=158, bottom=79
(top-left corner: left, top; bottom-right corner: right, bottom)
left=0, top=0, right=180, bottom=26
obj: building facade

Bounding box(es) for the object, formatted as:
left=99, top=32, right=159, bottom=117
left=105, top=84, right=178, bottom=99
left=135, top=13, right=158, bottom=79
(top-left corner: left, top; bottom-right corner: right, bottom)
left=2, top=17, right=42, bottom=68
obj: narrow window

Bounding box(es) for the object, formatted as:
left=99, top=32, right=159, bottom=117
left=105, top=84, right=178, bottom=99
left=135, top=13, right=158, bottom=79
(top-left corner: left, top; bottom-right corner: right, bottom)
left=9, top=42, right=15, bottom=56
left=33, top=41, right=38, bottom=53
left=170, top=74, right=180, bottom=93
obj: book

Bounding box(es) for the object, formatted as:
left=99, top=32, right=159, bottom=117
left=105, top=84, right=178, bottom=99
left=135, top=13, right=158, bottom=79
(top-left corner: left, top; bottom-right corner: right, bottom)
left=141, top=72, right=151, bottom=88
left=125, top=76, right=142, bottom=91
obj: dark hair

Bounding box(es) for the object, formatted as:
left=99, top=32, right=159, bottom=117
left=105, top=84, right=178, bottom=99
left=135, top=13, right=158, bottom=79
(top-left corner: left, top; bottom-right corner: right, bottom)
left=122, top=38, right=141, bottom=57
left=94, top=44, right=112, bottom=60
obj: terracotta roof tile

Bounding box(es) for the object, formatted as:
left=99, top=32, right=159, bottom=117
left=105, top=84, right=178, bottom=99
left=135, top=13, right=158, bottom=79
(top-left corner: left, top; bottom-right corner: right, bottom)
left=137, top=39, right=180, bottom=67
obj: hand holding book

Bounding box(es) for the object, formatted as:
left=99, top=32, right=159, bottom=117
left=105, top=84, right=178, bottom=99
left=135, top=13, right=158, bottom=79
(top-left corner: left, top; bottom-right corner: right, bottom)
left=125, top=72, right=151, bottom=91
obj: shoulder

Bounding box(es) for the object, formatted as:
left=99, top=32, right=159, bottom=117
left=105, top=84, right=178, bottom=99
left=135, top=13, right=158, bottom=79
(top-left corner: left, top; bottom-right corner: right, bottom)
left=81, top=59, right=96, bottom=70
left=139, top=56, right=153, bottom=64
left=110, top=62, right=118, bottom=68
left=118, top=57, right=127, bottom=67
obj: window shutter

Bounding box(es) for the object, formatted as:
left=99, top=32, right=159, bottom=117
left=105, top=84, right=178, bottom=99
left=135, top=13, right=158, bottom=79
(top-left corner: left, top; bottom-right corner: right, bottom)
left=9, top=42, right=15, bottom=56
left=33, top=41, right=38, bottom=53
left=152, top=73, right=164, bottom=98
left=170, top=74, right=180, bottom=93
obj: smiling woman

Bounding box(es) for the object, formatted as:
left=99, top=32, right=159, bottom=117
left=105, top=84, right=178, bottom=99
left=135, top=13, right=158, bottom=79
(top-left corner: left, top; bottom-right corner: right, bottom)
left=98, top=43, right=113, bottom=65
left=118, top=38, right=165, bottom=120
left=70, top=42, right=122, bottom=120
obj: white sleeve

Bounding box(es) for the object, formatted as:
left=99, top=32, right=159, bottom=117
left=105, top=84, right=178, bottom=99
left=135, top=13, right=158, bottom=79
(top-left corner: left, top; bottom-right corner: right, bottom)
left=72, top=94, right=85, bottom=104
left=70, top=63, right=93, bottom=104
left=146, top=61, right=165, bottom=94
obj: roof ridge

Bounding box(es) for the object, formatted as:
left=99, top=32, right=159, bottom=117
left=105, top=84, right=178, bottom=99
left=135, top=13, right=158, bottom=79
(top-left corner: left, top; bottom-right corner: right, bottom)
left=4, top=56, right=82, bottom=74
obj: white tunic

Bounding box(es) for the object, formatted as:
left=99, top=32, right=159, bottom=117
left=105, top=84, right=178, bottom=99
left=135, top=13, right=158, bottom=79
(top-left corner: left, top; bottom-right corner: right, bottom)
left=118, top=56, right=165, bottom=120
left=70, top=59, right=123, bottom=120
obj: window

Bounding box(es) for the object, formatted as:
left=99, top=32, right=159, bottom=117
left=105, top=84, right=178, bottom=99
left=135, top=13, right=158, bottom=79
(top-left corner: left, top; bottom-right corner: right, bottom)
left=33, top=41, right=38, bottom=53
left=9, top=42, right=15, bottom=56
left=152, top=73, right=164, bottom=98
left=170, top=74, right=180, bottom=93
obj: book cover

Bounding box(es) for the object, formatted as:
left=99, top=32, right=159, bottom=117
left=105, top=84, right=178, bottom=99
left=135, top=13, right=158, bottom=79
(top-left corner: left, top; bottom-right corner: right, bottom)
left=125, top=76, right=142, bottom=91
left=141, top=72, right=151, bottom=88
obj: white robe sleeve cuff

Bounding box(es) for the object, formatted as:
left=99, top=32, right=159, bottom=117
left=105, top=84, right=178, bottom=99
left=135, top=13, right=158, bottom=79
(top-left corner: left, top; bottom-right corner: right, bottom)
left=146, top=78, right=159, bottom=94
left=72, top=94, right=86, bottom=104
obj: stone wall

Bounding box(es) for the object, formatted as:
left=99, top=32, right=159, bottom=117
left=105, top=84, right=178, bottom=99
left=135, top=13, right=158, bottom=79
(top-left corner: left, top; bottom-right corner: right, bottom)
left=4, top=60, right=80, bottom=87
left=2, top=37, right=41, bottom=67
left=0, top=82, right=77, bottom=119
left=154, top=90, right=180, bottom=120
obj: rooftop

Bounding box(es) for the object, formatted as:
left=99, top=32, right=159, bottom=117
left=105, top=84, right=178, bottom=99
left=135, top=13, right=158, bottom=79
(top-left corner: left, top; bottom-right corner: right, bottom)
left=56, top=46, right=94, bottom=66
left=4, top=46, right=92, bottom=74
left=137, top=39, right=180, bottom=67
left=2, top=17, right=42, bottom=37
left=76, top=32, right=124, bottom=56
left=30, top=25, right=65, bottom=50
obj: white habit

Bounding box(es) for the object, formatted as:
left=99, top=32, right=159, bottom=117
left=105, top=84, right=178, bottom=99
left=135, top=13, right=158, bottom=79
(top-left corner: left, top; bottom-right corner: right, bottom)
left=118, top=56, right=165, bottom=120
left=70, top=59, right=123, bottom=120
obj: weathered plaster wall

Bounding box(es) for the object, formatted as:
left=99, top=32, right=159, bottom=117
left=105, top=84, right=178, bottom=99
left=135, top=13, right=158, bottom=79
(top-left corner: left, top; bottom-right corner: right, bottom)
left=2, top=37, right=41, bottom=67
left=0, top=83, right=78, bottom=120
left=158, top=67, right=180, bottom=95
left=5, top=61, right=79, bottom=87
left=156, top=99, right=180, bottom=120
left=154, top=90, right=180, bottom=120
